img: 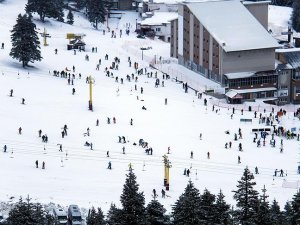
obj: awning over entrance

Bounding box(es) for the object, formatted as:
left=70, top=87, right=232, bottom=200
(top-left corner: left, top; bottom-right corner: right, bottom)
left=225, top=90, right=243, bottom=99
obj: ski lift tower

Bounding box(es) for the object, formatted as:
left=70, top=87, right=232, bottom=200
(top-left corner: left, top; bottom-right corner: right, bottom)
left=88, top=76, right=95, bottom=111
left=40, top=28, right=51, bottom=46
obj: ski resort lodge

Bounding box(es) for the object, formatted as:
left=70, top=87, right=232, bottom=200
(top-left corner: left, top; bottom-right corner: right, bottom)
left=169, top=0, right=292, bottom=103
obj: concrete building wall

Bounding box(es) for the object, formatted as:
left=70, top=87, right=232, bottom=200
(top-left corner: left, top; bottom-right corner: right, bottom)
left=178, top=5, right=183, bottom=56
left=189, top=13, right=194, bottom=61
left=244, top=2, right=269, bottom=30
left=183, top=5, right=190, bottom=61
left=222, top=48, right=275, bottom=74
left=193, top=18, right=200, bottom=64
left=170, top=19, right=178, bottom=58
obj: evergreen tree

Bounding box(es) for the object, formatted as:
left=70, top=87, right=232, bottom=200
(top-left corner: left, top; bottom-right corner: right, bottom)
left=292, top=1, right=300, bottom=32
left=271, top=0, right=293, bottom=6
left=10, top=14, right=42, bottom=68
left=199, top=188, right=216, bottom=224
left=86, top=0, right=107, bottom=29
left=172, top=181, right=202, bottom=225
left=291, top=190, right=300, bottom=225
left=255, top=185, right=271, bottom=225
left=269, top=199, right=285, bottom=225
left=75, top=0, right=87, bottom=9
left=67, top=9, right=74, bottom=25
left=233, top=167, right=259, bottom=225
left=6, top=197, right=47, bottom=225
left=145, top=199, right=170, bottom=225
left=86, top=206, right=105, bottom=225
left=106, top=204, right=123, bottom=225
left=25, top=0, right=64, bottom=22
left=120, top=170, right=146, bottom=225
left=214, top=190, right=230, bottom=225
left=284, top=201, right=294, bottom=225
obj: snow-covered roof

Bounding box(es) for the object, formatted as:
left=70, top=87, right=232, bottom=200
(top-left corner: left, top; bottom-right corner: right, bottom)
left=225, top=71, right=256, bottom=79
left=243, top=0, right=271, bottom=5
left=232, top=87, right=277, bottom=94
left=143, top=0, right=181, bottom=4
left=186, top=0, right=280, bottom=52
left=139, top=12, right=178, bottom=26
left=226, top=90, right=243, bottom=99
left=276, top=48, right=300, bottom=53
left=276, top=49, right=300, bottom=69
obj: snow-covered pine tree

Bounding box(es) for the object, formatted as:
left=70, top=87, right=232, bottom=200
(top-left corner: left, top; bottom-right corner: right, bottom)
left=25, top=0, right=64, bottom=22
left=10, top=14, right=42, bottom=68
left=86, top=206, right=105, bottom=225
left=291, top=190, right=300, bottom=225
left=6, top=197, right=47, bottom=225
left=232, top=167, right=259, bottom=225
left=172, top=181, right=202, bottom=225
left=145, top=199, right=170, bottom=225
left=214, top=190, right=230, bottom=225
left=283, top=201, right=293, bottom=225
left=199, top=188, right=216, bottom=224
left=67, top=9, right=74, bottom=25
left=120, top=170, right=146, bottom=225
left=106, top=204, right=123, bottom=225
left=255, top=185, right=272, bottom=225
left=292, top=1, right=300, bottom=32
left=269, top=199, right=285, bottom=225
left=86, top=0, right=107, bottom=29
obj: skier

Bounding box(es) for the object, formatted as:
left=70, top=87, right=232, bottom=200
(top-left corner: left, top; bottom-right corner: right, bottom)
left=141, top=87, right=143, bottom=94
left=107, top=151, right=110, bottom=157
left=10, top=89, right=13, bottom=97
left=122, top=146, right=125, bottom=154
left=165, top=98, right=167, bottom=105
left=207, top=152, right=210, bottom=159
left=59, top=144, right=63, bottom=152
left=113, top=117, right=116, bottom=124
left=280, top=169, right=284, bottom=177
left=35, top=160, right=38, bottom=168
left=161, top=189, right=166, bottom=198
left=128, top=163, right=132, bottom=171
left=229, top=141, right=232, bottom=148
left=42, top=161, right=45, bottom=169
left=167, top=146, right=170, bottom=154
left=72, top=88, right=75, bottom=95
left=96, top=119, right=99, bottom=126
left=225, top=143, right=228, bottom=149
left=238, top=156, right=241, bottom=164
left=54, top=49, right=57, bottom=54
left=107, top=161, right=112, bottom=169
left=87, top=127, right=90, bottom=136
left=187, top=169, right=190, bottom=177
left=18, top=127, right=22, bottom=135
left=238, top=143, right=242, bottom=151
left=38, top=129, right=42, bottom=137
left=3, top=145, right=7, bottom=153
left=21, top=98, right=25, bottom=104
left=190, top=151, right=193, bottom=159
left=130, top=118, right=133, bottom=126
left=90, top=143, right=93, bottom=150
left=200, top=133, right=202, bottom=140
left=255, top=166, right=259, bottom=174
left=153, top=189, right=157, bottom=199
left=61, top=130, right=65, bottom=138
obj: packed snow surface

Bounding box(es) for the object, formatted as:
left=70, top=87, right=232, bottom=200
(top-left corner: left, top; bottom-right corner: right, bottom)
left=0, top=0, right=299, bottom=213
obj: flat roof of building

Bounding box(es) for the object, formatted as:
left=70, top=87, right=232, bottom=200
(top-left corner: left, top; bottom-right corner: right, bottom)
left=140, top=12, right=178, bottom=25
left=186, top=0, right=279, bottom=52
